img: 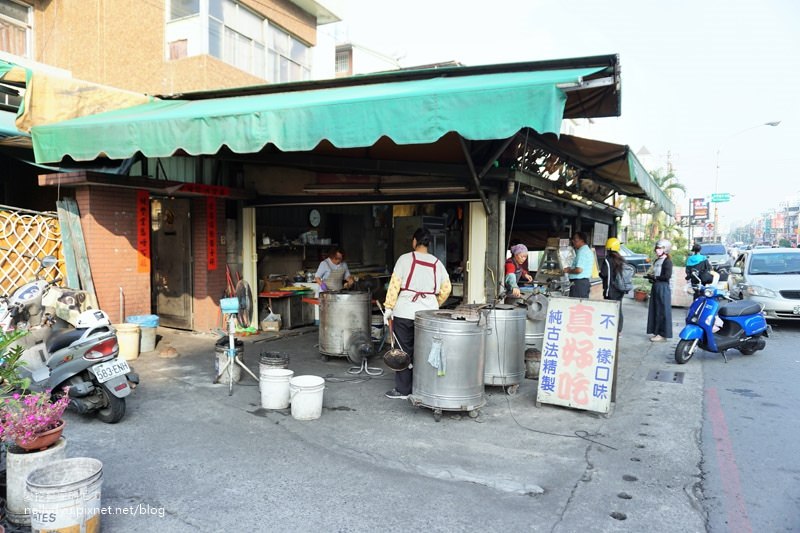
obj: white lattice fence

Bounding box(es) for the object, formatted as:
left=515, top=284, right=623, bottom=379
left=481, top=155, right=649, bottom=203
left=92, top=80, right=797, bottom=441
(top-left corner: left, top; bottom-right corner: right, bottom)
left=0, top=205, right=64, bottom=295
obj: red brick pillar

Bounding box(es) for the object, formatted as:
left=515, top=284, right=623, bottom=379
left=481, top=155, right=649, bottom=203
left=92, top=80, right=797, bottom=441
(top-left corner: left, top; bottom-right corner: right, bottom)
left=192, top=197, right=226, bottom=332
left=75, top=187, right=150, bottom=323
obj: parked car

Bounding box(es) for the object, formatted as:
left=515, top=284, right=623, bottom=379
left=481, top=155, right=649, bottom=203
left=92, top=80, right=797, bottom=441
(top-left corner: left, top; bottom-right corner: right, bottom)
left=728, top=247, right=800, bottom=320
left=619, top=244, right=650, bottom=273
left=699, top=243, right=733, bottom=280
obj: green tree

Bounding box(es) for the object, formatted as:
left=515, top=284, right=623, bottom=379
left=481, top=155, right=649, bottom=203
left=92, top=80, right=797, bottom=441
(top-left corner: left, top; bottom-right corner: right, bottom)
left=646, top=169, right=686, bottom=239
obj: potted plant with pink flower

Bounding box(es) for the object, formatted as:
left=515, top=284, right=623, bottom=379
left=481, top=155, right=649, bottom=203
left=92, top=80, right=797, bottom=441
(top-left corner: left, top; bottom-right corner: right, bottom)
left=0, top=329, right=69, bottom=451
left=0, top=391, right=70, bottom=451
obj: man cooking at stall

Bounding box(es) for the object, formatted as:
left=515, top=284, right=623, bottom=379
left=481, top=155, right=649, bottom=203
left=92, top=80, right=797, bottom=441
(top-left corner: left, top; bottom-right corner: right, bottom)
left=314, top=247, right=355, bottom=292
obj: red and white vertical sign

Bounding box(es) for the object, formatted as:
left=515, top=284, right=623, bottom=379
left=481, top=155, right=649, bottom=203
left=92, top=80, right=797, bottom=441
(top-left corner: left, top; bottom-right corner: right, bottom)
left=206, top=197, right=218, bottom=271
left=136, top=191, right=150, bottom=273
left=536, top=297, right=619, bottom=414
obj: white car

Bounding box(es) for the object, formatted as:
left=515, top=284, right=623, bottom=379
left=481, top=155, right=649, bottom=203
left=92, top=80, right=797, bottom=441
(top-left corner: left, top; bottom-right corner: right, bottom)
left=728, top=248, right=800, bottom=320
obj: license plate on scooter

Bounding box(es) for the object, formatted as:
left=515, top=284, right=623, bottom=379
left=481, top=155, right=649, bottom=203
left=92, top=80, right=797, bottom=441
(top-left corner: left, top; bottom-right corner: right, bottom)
left=92, top=359, right=131, bottom=383
left=794, top=305, right=800, bottom=315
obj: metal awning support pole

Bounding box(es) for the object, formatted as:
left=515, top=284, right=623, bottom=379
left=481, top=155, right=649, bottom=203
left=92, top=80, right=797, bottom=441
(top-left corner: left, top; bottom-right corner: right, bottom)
left=459, top=136, right=493, bottom=216
left=478, top=136, right=516, bottom=181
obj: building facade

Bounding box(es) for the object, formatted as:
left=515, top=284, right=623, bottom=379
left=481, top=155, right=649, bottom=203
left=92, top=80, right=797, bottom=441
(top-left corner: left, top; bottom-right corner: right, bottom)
left=1, top=0, right=338, bottom=330
left=3, top=0, right=337, bottom=95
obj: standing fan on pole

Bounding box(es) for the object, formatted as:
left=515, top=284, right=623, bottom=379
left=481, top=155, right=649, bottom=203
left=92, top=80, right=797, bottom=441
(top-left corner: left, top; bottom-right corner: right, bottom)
left=235, top=280, right=253, bottom=329
left=215, top=282, right=259, bottom=395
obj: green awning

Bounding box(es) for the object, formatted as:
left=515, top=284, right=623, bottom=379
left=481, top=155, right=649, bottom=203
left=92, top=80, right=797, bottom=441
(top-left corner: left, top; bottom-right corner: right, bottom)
left=31, top=67, right=604, bottom=164
left=0, top=109, right=21, bottom=137
left=627, top=150, right=675, bottom=216
left=0, top=109, right=31, bottom=149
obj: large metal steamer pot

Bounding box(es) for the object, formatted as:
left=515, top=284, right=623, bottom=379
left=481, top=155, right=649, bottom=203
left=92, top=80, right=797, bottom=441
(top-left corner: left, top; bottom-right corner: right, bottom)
left=411, top=309, right=486, bottom=421
left=319, top=291, right=370, bottom=361
left=524, top=294, right=548, bottom=379
left=484, top=305, right=526, bottom=392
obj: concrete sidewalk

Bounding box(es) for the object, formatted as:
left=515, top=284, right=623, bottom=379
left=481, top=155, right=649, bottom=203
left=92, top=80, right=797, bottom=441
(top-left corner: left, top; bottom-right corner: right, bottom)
left=19, top=296, right=706, bottom=532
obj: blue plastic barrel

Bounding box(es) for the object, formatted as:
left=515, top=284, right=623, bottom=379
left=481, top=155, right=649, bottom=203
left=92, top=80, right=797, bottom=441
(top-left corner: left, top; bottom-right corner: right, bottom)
left=125, top=314, right=160, bottom=328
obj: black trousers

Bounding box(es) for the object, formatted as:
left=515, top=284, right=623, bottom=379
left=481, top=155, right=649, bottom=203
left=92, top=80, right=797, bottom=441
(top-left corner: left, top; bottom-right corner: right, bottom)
left=569, top=278, right=591, bottom=298
left=391, top=317, right=415, bottom=395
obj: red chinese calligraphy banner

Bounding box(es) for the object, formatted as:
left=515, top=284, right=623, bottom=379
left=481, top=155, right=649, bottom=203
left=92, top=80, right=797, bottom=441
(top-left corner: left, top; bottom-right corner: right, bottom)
left=206, top=197, right=218, bottom=271
left=536, top=297, right=619, bottom=414
left=136, top=191, right=150, bottom=273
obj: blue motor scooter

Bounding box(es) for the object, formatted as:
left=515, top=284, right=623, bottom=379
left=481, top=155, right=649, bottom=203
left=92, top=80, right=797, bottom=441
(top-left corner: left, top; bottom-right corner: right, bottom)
left=676, top=276, right=770, bottom=364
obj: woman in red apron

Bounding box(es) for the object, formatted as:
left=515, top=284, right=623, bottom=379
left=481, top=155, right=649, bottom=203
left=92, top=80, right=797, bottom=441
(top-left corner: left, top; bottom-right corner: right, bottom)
left=504, top=243, right=533, bottom=298
left=382, top=228, right=452, bottom=399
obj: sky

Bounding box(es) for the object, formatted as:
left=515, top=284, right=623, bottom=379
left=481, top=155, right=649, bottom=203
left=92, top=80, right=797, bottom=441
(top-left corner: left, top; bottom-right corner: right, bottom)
left=322, top=0, right=800, bottom=232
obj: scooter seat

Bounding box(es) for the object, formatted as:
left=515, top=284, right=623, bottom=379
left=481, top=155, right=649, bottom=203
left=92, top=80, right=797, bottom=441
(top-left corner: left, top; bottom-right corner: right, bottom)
left=46, top=328, right=86, bottom=353
left=718, top=301, right=762, bottom=317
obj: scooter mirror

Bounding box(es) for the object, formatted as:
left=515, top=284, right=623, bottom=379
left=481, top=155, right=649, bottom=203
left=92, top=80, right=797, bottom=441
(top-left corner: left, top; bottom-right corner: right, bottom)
left=40, top=255, right=58, bottom=268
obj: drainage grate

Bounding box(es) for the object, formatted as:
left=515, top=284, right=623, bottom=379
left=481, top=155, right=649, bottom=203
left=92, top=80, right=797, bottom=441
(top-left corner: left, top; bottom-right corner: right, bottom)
left=646, top=370, right=685, bottom=384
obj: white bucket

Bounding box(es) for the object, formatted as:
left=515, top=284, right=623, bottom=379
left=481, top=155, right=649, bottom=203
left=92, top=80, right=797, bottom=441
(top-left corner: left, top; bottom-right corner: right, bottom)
left=6, top=438, right=68, bottom=525
left=260, top=368, right=294, bottom=409
left=25, top=457, right=103, bottom=533
left=370, top=314, right=384, bottom=343
left=214, top=343, right=242, bottom=383
left=115, top=323, right=140, bottom=360
left=289, top=375, right=325, bottom=421
left=139, top=326, right=157, bottom=352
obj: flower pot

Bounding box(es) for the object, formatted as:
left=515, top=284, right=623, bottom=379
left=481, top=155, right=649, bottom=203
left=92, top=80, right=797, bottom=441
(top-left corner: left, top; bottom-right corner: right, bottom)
left=634, top=289, right=649, bottom=302
left=15, top=420, right=65, bottom=452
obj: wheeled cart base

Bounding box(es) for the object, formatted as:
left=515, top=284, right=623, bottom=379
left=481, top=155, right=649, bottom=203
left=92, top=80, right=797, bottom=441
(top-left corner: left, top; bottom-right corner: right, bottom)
left=408, top=395, right=485, bottom=422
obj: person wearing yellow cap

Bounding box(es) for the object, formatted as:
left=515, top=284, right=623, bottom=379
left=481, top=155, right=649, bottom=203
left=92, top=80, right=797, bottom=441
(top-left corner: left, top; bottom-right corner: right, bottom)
left=600, top=237, right=626, bottom=334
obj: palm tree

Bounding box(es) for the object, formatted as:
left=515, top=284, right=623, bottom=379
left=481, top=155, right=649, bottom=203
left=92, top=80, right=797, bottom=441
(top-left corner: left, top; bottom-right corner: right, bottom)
left=646, top=169, right=686, bottom=239
left=620, top=196, right=650, bottom=240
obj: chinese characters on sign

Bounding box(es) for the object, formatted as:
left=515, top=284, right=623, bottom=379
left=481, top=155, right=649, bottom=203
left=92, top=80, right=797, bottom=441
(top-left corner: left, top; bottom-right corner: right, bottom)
left=536, top=297, right=619, bottom=414
left=206, top=197, right=218, bottom=271
left=691, top=198, right=709, bottom=223
left=136, top=191, right=150, bottom=273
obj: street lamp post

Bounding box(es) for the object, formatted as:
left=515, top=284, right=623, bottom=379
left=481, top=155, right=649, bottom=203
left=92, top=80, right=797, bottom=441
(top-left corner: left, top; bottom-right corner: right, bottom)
left=713, top=121, right=781, bottom=241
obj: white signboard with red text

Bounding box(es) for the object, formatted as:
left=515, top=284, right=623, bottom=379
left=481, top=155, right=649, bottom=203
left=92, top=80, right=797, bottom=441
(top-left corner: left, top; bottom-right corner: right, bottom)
left=536, top=297, right=619, bottom=414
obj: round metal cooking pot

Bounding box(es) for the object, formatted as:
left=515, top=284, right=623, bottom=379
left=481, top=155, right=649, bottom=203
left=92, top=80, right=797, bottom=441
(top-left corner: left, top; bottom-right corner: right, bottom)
left=319, top=291, right=371, bottom=359
left=524, top=298, right=548, bottom=354
left=483, top=304, right=526, bottom=386
left=412, top=309, right=486, bottom=411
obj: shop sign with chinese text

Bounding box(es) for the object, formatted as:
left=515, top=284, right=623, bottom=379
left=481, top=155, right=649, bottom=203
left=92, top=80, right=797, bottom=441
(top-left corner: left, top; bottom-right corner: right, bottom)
left=536, top=297, right=619, bottom=414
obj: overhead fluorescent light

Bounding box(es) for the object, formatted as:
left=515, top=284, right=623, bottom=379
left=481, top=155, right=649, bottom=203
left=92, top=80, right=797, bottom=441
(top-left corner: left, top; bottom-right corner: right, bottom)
left=379, top=183, right=468, bottom=194
left=521, top=190, right=553, bottom=203
left=303, top=184, right=376, bottom=194
left=303, top=182, right=468, bottom=195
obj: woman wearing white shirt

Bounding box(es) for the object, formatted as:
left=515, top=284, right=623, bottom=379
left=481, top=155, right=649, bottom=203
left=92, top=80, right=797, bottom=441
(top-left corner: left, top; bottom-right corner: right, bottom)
left=382, top=228, right=451, bottom=399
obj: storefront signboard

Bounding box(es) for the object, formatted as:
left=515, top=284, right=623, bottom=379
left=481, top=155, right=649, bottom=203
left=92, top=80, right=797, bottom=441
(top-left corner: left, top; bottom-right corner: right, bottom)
left=536, top=297, right=619, bottom=414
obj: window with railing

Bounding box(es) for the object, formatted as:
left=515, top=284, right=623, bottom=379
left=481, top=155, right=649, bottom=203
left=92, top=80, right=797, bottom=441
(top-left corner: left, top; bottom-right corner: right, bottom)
left=335, top=49, right=350, bottom=76
left=166, top=0, right=310, bottom=82
left=0, top=0, right=31, bottom=58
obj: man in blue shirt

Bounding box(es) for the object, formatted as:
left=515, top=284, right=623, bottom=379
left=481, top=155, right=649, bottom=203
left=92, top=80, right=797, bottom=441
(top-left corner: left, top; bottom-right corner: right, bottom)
left=564, top=232, right=593, bottom=298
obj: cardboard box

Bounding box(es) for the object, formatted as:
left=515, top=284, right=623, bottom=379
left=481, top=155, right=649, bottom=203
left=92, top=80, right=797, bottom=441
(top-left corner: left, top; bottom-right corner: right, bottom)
left=261, top=320, right=281, bottom=332
left=263, top=278, right=287, bottom=292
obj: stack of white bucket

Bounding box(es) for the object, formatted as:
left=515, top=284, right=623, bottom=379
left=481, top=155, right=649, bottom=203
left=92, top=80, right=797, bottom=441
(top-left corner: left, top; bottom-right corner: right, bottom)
left=26, top=457, right=104, bottom=532
left=125, top=314, right=160, bottom=354
left=259, top=352, right=324, bottom=420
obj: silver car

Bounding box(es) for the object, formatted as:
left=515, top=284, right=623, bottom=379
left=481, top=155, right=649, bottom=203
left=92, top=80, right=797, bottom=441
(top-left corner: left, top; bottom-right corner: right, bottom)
left=728, top=248, right=800, bottom=320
